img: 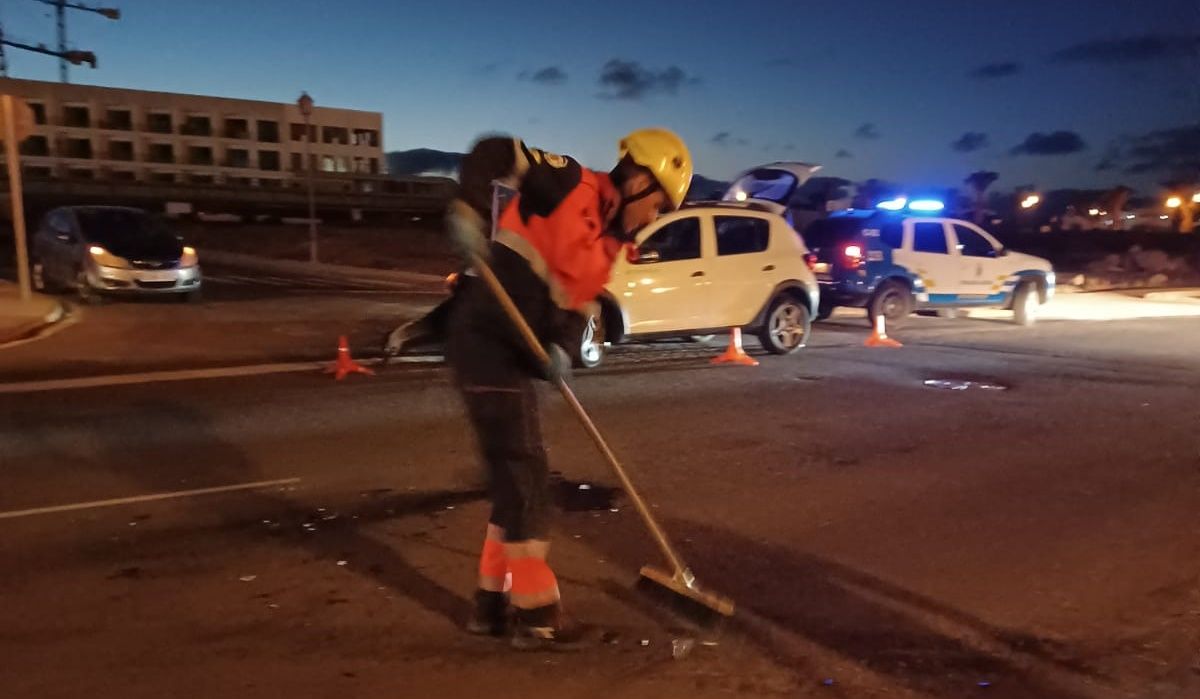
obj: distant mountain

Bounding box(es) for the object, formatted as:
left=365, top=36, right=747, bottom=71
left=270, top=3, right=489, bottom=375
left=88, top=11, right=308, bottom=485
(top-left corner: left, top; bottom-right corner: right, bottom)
left=386, top=149, right=729, bottom=200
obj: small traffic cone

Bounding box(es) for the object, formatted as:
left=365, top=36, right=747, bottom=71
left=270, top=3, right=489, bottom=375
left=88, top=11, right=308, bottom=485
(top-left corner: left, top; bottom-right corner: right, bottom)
left=327, top=335, right=375, bottom=380
left=712, top=328, right=759, bottom=367
left=865, top=314, right=903, bottom=348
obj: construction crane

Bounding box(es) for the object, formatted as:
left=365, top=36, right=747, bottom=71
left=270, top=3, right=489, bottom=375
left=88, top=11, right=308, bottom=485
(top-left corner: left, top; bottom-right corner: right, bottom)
left=31, top=0, right=119, bottom=83
left=0, top=24, right=97, bottom=77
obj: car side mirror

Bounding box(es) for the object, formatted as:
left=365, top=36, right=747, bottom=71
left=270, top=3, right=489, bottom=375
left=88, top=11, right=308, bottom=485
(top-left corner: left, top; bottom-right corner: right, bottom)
left=633, top=248, right=661, bottom=264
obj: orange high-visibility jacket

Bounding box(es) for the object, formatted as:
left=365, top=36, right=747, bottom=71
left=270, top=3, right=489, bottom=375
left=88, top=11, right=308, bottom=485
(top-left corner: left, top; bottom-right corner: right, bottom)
left=457, top=137, right=622, bottom=310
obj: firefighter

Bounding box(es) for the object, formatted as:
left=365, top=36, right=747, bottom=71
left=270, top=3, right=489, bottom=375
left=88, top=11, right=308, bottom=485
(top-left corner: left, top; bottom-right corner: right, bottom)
left=434, top=130, right=692, bottom=650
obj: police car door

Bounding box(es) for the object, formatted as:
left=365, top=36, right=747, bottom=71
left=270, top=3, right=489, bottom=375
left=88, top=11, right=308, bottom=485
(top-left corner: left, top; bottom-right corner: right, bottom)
left=949, top=222, right=1007, bottom=303
left=897, top=219, right=956, bottom=303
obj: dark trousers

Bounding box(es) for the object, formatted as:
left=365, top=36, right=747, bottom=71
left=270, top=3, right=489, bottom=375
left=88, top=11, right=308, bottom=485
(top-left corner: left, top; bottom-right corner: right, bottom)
left=446, top=245, right=561, bottom=542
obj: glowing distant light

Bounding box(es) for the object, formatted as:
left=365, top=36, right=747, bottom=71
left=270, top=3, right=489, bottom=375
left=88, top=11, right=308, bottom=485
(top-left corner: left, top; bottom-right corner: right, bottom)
left=1159, top=215, right=1170, bottom=220
left=1166, top=196, right=1182, bottom=209
left=1087, top=208, right=1100, bottom=216
left=876, top=197, right=907, bottom=211
left=844, top=244, right=863, bottom=259
left=1193, top=192, right=1200, bottom=203
left=89, top=245, right=106, bottom=256
left=734, top=190, right=748, bottom=202
left=908, top=199, right=945, bottom=212
left=1020, top=194, right=1041, bottom=209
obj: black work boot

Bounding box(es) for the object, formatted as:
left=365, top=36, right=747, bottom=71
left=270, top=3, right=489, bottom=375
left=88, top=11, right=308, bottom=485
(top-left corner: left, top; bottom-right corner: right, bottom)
left=510, top=604, right=591, bottom=651
left=466, top=590, right=509, bottom=637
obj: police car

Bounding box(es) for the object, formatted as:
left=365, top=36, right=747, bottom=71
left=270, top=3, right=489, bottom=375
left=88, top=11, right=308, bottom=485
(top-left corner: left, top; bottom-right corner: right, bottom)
left=805, top=202, right=1055, bottom=326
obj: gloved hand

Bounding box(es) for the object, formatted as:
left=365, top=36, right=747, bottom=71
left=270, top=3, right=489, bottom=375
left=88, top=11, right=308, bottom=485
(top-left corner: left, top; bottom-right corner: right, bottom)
left=543, top=343, right=573, bottom=384
left=446, top=199, right=490, bottom=264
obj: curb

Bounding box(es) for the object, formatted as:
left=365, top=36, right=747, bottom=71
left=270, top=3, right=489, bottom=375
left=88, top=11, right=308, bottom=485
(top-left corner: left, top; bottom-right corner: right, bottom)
left=201, top=251, right=446, bottom=286
left=1142, top=288, right=1200, bottom=302
left=0, top=298, right=69, bottom=349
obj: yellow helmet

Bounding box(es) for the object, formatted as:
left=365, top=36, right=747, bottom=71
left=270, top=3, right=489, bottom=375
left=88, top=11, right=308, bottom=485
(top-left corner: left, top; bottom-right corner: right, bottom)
left=618, top=128, right=693, bottom=210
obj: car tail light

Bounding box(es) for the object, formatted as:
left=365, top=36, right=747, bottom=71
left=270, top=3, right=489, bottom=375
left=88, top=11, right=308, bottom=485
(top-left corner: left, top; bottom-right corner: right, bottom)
left=842, top=244, right=864, bottom=269
left=803, top=253, right=818, bottom=271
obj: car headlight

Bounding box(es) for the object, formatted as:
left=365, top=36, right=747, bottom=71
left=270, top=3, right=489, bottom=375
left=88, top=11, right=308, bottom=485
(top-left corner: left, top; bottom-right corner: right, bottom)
left=89, top=245, right=130, bottom=269
left=180, top=246, right=199, bottom=268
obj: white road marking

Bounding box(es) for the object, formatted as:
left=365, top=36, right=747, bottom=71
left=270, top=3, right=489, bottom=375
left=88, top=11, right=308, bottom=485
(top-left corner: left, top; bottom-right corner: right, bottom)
left=0, top=355, right=444, bottom=394
left=0, top=477, right=302, bottom=521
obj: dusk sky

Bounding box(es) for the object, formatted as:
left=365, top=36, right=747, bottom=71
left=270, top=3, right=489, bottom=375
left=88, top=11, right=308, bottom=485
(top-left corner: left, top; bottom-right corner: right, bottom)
left=2, top=0, right=1197, bottom=193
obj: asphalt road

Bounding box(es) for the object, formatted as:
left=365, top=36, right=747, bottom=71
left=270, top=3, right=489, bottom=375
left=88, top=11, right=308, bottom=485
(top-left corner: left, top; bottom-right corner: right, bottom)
left=1, top=268, right=1199, bottom=698
left=0, top=263, right=446, bottom=380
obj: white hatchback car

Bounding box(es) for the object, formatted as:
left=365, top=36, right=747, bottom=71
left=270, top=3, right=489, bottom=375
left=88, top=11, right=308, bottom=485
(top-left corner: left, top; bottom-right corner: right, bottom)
left=570, top=201, right=820, bottom=367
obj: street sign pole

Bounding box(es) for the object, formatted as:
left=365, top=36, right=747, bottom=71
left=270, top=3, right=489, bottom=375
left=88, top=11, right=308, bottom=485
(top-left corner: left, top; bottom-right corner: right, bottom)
left=2, top=94, right=32, bottom=301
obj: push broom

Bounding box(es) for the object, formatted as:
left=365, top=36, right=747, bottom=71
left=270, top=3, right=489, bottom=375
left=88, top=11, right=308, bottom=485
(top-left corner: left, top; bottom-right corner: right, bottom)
left=467, top=250, right=735, bottom=619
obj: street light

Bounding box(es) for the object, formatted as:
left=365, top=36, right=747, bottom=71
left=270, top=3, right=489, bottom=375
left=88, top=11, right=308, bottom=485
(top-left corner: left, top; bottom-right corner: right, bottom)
left=1166, top=196, right=1182, bottom=209
left=297, top=91, right=317, bottom=263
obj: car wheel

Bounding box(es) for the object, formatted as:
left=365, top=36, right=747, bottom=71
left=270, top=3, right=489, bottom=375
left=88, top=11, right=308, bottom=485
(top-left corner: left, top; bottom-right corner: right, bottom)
left=1012, top=281, right=1039, bottom=327
left=566, top=308, right=605, bottom=369
left=75, top=268, right=103, bottom=305
left=758, top=295, right=811, bottom=355
left=867, top=280, right=912, bottom=328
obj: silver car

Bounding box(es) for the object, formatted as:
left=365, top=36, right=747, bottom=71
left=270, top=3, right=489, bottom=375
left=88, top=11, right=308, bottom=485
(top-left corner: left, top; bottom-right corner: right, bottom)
left=31, top=206, right=202, bottom=303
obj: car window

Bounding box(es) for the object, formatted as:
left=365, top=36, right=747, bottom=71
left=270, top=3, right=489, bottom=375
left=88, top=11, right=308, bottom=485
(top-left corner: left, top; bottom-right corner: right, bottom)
left=880, top=220, right=903, bottom=248
left=953, top=224, right=997, bottom=258
left=715, top=216, right=770, bottom=256
left=912, top=222, right=948, bottom=254
left=640, top=217, right=701, bottom=262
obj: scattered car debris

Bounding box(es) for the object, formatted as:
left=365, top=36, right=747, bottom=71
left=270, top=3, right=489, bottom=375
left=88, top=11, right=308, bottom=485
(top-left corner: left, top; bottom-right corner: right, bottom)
left=671, top=638, right=695, bottom=660
left=923, top=379, right=1007, bottom=391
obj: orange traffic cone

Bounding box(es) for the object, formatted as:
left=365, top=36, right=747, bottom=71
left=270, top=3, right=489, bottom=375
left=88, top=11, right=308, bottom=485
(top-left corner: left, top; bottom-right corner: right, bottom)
left=712, top=327, right=759, bottom=367
left=327, top=335, right=375, bottom=380
left=865, top=314, right=903, bottom=348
